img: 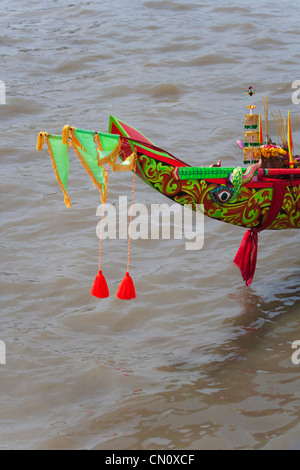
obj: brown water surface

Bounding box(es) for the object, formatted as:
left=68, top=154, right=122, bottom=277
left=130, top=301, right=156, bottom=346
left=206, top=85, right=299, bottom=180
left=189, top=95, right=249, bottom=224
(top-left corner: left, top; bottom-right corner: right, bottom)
left=1, top=0, right=300, bottom=450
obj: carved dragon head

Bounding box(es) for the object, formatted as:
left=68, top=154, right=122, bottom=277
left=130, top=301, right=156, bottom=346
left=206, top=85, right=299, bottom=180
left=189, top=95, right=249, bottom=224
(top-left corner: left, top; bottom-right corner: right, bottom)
left=210, top=159, right=262, bottom=205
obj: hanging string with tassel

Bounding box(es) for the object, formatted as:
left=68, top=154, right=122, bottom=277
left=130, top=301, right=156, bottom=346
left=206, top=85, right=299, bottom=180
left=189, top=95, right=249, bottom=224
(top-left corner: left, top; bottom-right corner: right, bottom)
left=116, top=158, right=137, bottom=300
left=90, top=167, right=110, bottom=298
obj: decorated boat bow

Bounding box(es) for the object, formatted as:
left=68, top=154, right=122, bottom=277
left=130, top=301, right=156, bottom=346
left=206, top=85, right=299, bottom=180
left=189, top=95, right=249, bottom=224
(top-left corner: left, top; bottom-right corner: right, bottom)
left=37, top=89, right=300, bottom=297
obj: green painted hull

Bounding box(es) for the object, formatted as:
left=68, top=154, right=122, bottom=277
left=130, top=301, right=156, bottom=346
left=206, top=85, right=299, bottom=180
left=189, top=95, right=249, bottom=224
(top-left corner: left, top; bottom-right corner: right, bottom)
left=109, top=116, right=300, bottom=231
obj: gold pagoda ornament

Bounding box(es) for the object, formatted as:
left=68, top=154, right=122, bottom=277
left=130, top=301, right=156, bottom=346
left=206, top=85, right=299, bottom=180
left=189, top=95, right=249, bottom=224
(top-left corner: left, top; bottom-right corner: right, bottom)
left=243, top=87, right=262, bottom=163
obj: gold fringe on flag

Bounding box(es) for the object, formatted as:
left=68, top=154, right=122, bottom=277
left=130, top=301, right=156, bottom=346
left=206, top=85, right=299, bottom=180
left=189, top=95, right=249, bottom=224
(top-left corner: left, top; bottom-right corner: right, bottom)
left=111, top=149, right=137, bottom=172
left=70, top=130, right=108, bottom=204
left=93, top=133, right=121, bottom=167
left=36, top=131, right=47, bottom=151
left=62, top=125, right=73, bottom=145
left=45, top=135, right=71, bottom=208
left=94, top=133, right=103, bottom=166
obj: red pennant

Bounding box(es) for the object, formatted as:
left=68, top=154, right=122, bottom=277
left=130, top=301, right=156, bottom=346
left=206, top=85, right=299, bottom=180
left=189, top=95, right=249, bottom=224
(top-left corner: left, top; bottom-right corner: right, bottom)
left=90, top=270, right=109, bottom=298
left=116, top=272, right=136, bottom=300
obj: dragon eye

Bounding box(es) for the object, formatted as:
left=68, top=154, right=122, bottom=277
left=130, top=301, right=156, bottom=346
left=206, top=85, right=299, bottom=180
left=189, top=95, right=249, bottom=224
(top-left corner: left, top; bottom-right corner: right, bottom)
left=217, top=190, right=232, bottom=202
left=210, top=187, right=233, bottom=204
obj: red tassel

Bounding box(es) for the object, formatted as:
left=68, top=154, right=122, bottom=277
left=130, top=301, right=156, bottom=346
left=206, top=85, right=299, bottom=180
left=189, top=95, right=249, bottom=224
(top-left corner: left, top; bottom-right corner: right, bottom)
left=116, top=272, right=136, bottom=300
left=90, top=270, right=109, bottom=298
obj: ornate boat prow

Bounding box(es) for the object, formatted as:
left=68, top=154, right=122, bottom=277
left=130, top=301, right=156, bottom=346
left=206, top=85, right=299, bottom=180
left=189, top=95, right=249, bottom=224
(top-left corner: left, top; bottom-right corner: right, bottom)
left=37, top=89, right=300, bottom=292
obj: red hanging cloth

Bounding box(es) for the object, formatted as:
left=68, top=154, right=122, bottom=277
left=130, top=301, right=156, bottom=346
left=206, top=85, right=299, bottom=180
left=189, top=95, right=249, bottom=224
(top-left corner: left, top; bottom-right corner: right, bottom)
left=234, top=179, right=287, bottom=286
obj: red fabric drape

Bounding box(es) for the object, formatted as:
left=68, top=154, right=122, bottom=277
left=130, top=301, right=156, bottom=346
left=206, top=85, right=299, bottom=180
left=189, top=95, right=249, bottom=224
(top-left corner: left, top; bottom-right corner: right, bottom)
left=234, top=179, right=287, bottom=286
